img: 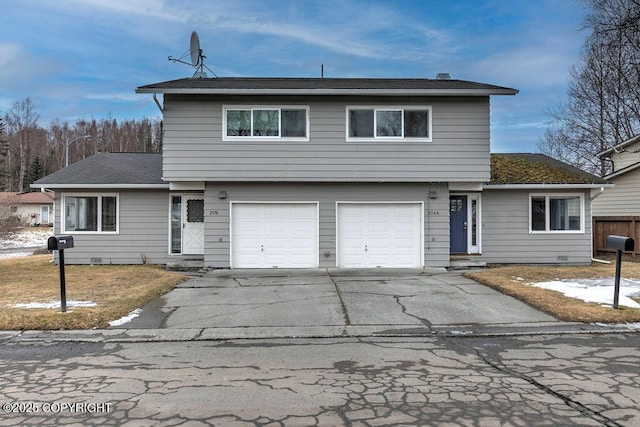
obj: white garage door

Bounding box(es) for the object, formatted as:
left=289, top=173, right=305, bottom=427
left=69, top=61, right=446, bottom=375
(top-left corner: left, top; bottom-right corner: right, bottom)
left=337, top=203, right=422, bottom=268
left=231, top=203, right=318, bottom=268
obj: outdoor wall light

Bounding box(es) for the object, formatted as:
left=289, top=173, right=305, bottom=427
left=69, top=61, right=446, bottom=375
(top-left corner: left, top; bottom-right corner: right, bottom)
left=218, top=191, right=227, bottom=199
left=428, top=191, right=438, bottom=200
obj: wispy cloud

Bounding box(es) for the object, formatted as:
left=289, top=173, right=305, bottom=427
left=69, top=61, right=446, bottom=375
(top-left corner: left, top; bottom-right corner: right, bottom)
left=67, top=0, right=187, bottom=22
left=0, top=43, right=21, bottom=68
left=0, top=0, right=589, bottom=152
left=84, top=92, right=141, bottom=102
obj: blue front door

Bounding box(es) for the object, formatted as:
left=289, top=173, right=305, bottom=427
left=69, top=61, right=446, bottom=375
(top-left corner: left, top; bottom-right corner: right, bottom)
left=450, top=195, right=467, bottom=253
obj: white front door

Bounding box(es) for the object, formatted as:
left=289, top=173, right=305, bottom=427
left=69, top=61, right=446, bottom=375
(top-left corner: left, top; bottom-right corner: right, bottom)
left=337, top=203, right=423, bottom=268
left=231, top=203, right=318, bottom=268
left=182, top=197, right=204, bottom=255
left=40, top=205, right=50, bottom=223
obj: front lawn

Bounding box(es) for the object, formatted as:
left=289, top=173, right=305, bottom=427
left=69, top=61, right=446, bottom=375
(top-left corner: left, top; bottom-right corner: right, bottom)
left=0, top=255, right=186, bottom=330
left=466, top=262, right=640, bottom=323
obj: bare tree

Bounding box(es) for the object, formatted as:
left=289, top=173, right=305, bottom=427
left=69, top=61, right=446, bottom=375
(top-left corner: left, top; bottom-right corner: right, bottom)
left=5, top=98, right=40, bottom=191
left=538, top=0, right=640, bottom=176
left=0, top=115, right=8, bottom=189
left=0, top=194, right=21, bottom=240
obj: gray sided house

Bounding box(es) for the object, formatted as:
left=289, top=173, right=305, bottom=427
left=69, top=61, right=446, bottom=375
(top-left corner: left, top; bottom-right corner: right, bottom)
left=593, top=134, right=640, bottom=217
left=33, top=77, right=608, bottom=267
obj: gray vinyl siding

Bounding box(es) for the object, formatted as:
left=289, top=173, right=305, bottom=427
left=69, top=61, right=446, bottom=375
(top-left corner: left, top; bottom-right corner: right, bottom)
left=592, top=170, right=640, bottom=216
left=162, top=95, right=490, bottom=183
left=611, top=143, right=640, bottom=171
left=203, top=182, right=450, bottom=269
left=478, top=189, right=592, bottom=264
left=52, top=190, right=193, bottom=265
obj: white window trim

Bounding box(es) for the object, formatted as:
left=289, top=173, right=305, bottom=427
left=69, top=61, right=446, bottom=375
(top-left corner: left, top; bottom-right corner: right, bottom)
left=222, top=105, right=310, bottom=141
left=529, top=193, right=585, bottom=234
left=345, top=105, right=432, bottom=142
left=61, top=193, right=119, bottom=235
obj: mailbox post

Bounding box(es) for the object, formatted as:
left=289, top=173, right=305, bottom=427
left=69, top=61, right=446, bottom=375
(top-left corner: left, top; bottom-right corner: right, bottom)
left=606, top=235, right=634, bottom=309
left=47, top=235, right=74, bottom=313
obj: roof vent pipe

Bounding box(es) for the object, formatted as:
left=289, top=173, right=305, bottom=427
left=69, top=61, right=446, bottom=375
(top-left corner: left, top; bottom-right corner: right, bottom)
left=436, top=73, right=451, bottom=80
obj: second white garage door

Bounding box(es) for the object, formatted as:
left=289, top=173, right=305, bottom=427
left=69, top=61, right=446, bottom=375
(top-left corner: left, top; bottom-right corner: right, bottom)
left=231, top=203, right=319, bottom=268
left=337, top=203, right=423, bottom=268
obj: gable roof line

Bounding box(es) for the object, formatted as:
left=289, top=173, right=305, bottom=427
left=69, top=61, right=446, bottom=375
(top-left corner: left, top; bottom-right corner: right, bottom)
left=137, top=88, right=517, bottom=96
left=597, top=133, right=640, bottom=158
left=136, top=77, right=518, bottom=96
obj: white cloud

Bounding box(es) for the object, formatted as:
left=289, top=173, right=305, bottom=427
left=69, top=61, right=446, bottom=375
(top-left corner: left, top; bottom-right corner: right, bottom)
left=84, top=92, right=140, bottom=102
left=469, top=47, right=575, bottom=89
left=66, top=0, right=187, bottom=22
left=0, top=43, right=21, bottom=68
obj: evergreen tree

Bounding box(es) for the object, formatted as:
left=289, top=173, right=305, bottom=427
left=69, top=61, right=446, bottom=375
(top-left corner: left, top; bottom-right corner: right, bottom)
left=26, top=156, right=44, bottom=191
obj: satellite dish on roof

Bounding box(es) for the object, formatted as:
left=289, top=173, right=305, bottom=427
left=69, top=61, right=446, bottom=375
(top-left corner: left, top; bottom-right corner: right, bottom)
left=190, top=31, right=201, bottom=67
left=168, top=31, right=218, bottom=78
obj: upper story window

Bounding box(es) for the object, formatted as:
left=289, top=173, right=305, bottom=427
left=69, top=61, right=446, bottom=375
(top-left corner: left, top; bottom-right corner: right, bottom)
left=223, top=106, right=309, bottom=141
left=529, top=193, right=584, bottom=233
left=346, top=106, right=432, bottom=141
left=63, top=193, right=119, bottom=234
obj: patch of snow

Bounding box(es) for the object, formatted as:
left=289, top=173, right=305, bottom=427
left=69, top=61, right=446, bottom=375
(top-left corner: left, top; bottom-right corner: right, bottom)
left=109, top=308, right=142, bottom=327
left=594, top=322, right=640, bottom=330
left=11, top=300, right=97, bottom=309
left=0, top=228, right=51, bottom=249
left=0, top=251, right=33, bottom=259
left=532, top=278, right=640, bottom=309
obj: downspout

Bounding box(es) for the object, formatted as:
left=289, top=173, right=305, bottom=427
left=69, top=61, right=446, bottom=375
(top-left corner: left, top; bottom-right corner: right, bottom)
left=590, top=187, right=610, bottom=264
left=39, top=187, right=55, bottom=200
left=590, top=186, right=605, bottom=202
left=153, top=93, right=163, bottom=113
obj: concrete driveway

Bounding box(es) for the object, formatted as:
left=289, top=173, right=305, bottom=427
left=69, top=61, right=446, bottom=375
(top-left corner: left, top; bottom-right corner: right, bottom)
left=117, top=269, right=573, bottom=338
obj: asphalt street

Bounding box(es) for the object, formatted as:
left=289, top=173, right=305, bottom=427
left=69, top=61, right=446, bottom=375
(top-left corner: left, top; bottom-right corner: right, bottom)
left=0, top=333, right=639, bottom=426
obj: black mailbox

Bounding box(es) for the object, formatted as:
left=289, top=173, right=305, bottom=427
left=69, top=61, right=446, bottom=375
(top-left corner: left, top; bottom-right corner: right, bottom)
left=47, top=235, right=74, bottom=251
left=606, top=235, right=634, bottom=252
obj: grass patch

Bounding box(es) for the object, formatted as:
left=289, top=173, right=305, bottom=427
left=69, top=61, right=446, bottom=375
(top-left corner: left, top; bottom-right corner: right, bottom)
left=0, top=255, right=186, bottom=330
left=465, top=262, right=640, bottom=323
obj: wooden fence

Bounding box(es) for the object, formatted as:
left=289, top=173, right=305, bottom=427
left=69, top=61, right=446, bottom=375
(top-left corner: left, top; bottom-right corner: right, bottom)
left=593, top=216, right=640, bottom=258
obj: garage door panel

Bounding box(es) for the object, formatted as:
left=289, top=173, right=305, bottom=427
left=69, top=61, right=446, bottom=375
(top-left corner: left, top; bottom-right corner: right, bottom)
left=338, top=203, right=422, bottom=268
left=232, top=203, right=318, bottom=268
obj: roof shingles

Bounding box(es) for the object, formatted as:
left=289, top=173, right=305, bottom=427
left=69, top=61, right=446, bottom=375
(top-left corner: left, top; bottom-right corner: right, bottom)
left=33, top=153, right=164, bottom=186
left=33, top=152, right=606, bottom=188
left=490, top=153, right=608, bottom=185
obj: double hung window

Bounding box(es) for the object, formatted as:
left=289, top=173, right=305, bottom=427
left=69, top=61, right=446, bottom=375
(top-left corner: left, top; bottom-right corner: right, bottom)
left=530, top=194, right=583, bottom=233
left=63, top=194, right=118, bottom=233
left=347, top=106, right=431, bottom=141
left=224, top=106, right=309, bottom=140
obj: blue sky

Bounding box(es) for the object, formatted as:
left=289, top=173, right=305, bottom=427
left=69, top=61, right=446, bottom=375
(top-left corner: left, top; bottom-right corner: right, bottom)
left=0, top=0, right=587, bottom=152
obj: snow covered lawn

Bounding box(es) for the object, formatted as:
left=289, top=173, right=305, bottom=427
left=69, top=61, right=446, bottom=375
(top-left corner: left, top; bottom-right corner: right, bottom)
left=466, top=263, right=640, bottom=324
left=523, top=277, right=640, bottom=309
left=0, top=227, right=51, bottom=250
left=0, top=228, right=52, bottom=259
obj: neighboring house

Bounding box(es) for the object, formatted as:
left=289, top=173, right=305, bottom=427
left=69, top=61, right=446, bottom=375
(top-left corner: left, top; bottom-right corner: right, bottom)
left=33, top=76, right=608, bottom=267
left=593, top=134, right=640, bottom=217
left=591, top=134, right=640, bottom=256
left=0, top=191, right=54, bottom=226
